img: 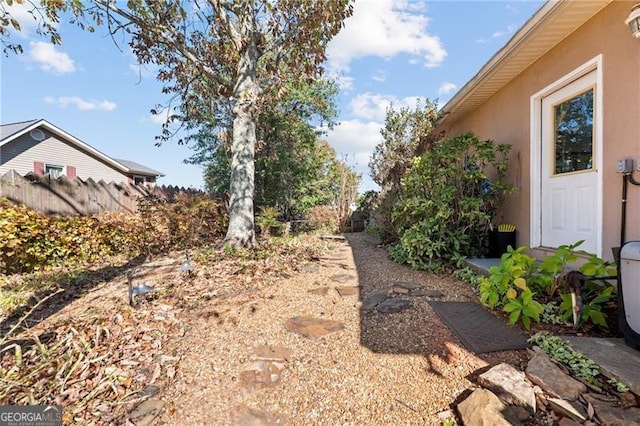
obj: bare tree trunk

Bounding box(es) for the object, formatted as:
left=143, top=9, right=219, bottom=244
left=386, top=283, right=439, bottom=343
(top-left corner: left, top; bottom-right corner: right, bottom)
left=224, top=25, right=259, bottom=248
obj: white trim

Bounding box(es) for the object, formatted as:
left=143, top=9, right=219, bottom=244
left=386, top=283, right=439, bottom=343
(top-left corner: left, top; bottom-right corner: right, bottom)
left=529, top=54, right=604, bottom=256
left=1, top=119, right=131, bottom=174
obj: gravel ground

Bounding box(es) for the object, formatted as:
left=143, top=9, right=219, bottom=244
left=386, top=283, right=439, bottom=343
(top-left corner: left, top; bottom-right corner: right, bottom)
left=162, top=233, right=528, bottom=425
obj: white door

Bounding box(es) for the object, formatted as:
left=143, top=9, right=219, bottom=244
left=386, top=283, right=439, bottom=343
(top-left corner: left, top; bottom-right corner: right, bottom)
left=540, top=71, right=599, bottom=254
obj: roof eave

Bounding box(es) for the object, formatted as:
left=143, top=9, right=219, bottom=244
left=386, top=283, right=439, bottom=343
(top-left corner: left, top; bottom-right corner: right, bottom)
left=1, top=119, right=131, bottom=174
left=438, top=0, right=613, bottom=126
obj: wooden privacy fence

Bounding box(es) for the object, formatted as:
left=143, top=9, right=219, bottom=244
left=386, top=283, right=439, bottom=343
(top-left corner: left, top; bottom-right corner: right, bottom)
left=0, top=170, right=204, bottom=215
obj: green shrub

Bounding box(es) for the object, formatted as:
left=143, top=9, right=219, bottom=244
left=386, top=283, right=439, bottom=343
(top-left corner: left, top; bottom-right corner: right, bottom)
left=391, top=132, right=514, bottom=271
left=479, top=242, right=617, bottom=330
left=255, top=206, right=282, bottom=237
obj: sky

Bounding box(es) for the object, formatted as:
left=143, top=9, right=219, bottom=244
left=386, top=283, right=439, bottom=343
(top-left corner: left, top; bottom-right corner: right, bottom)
left=0, top=0, right=545, bottom=193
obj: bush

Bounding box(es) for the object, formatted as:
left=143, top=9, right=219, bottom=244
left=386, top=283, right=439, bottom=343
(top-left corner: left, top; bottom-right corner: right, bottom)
left=137, top=193, right=227, bottom=251
left=391, top=132, right=514, bottom=271
left=305, top=205, right=338, bottom=232
left=0, top=194, right=227, bottom=274
left=479, top=241, right=617, bottom=330
left=255, top=206, right=282, bottom=237
left=0, top=199, right=144, bottom=273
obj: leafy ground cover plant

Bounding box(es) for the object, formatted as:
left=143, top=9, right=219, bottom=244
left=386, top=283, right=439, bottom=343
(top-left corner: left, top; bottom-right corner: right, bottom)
left=528, top=332, right=601, bottom=384
left=390, top=132, right=514, bottom=272
left=452, top=267, right=483, bottom=288
left=479, top=242, right=617, bottom=330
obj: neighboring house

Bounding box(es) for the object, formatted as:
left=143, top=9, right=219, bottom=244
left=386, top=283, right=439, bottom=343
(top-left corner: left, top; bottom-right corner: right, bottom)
left=0, top=119, right=164, bottom=186
left=433, top=0, right=640, bottom=260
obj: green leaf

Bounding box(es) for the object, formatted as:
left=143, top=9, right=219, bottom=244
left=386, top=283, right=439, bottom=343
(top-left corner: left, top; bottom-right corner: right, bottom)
left=508, top=309, right=521, bottom=325
left=589, top=310, right=608, bottom=327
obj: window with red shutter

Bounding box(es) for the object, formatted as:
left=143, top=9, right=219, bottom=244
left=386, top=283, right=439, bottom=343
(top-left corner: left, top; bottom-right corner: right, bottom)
left=66, top=166, right=76, bottom=179
left=33, top=161, right=44, bottom=177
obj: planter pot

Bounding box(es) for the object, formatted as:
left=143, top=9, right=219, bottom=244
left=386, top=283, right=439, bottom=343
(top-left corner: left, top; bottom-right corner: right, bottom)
left=488, top=229, right=516, bottom=258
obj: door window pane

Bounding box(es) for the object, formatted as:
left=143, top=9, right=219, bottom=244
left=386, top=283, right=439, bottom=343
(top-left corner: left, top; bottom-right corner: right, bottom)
left=553, top=89, right=594, bottom=174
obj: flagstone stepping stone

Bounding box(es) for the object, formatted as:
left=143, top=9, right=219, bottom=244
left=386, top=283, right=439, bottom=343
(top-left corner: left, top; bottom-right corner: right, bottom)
left=129, top=399, right=164, bottom=426
left=239, top=360, right=285, bottom=393
left=234, top=407, right=287, bottom=426
left=362, top=292, right=388, bottom=310
left=308, top=287, right=330, bottom=296
left=335, top=286, right=359, bottom=297
left=300, top=264, right=319, bottom=273
left=583, top=393, right=640, bottom=425
left=391, top=282, right=445, bottom=298
left=284, top=316, right=345, bottom=339
left=376, top=298, right=412, bottom=313
left=252, top=345, right=291, bottom=362
left=330, top=273, right=355, bottom=283
left=394, top=282, right=423, bottom=290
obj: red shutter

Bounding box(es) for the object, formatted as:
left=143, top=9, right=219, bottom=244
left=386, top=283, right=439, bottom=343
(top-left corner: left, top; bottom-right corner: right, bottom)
left=66, top=166, right=76, bottom=180
left=34, top=161, right=44, bottom=177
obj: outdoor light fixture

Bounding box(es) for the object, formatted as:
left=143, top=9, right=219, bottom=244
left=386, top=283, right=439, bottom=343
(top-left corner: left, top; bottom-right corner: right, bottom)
left=127, top=268, right=155, bottom=306
left=179, top=251, right=194, bottom=276
left=626, top=3, right=640, bottom=39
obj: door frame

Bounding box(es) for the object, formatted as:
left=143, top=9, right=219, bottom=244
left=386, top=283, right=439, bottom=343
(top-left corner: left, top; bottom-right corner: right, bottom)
left=529, top=55, right=604, bottom=256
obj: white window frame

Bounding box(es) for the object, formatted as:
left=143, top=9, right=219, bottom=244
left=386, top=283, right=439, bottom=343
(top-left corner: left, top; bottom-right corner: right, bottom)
left=529, top=54, right=604, bottom=255
left=133, top=175, right=146, bottom=185
left=45, top=163, right=65, bottom=179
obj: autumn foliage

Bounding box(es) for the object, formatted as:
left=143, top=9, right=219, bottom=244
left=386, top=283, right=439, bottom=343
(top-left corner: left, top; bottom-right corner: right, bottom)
left=0, top=195, right=227, bottom=274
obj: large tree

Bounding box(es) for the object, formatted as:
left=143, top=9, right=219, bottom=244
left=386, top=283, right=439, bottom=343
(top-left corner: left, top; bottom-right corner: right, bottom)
left=186, top=78, right=343, bottom=219
left=1, top=0, right=353, bottom=247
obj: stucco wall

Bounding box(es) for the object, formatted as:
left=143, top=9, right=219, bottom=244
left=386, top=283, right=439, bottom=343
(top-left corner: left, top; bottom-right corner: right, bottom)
left=434, top=1, right=640, bottom=259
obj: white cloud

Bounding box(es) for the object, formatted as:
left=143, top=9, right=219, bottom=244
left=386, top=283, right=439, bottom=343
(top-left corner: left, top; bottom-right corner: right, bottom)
left=438, top=82, right=458, bottom=96
left=3, top=2, right=58, bottom=39
left=335, top=74, right=355, bottom=91
left=29, top=42, right=76, bottom=74
left=349, top=93, right=422, bottom=122
left=326, top=0, right=446, bottom=74
left=45, top=96, right=117, bottom=111
left=325, top=119, right=384, bottom=192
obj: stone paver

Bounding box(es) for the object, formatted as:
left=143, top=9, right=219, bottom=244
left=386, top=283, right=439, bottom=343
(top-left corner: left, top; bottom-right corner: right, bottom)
left=307, top=287, right=330, bottom=296
left=361, top=292, right=388, bottom=310
left=330, top=273, right=355, bottom=283
left=252, top=345, right=291, bottom=362
left=129, top=399, right=164, bottom=426
left=375, top=298, right=412, bottom=314
left=478, top=363, right=536, bottom=413
left=284, top=316, right=345, bottom=339
left=335, top=286, right=359, bottom=297
left=234, top=406, right=287, bottom=426
left=526, top=351, right=586, bottom=400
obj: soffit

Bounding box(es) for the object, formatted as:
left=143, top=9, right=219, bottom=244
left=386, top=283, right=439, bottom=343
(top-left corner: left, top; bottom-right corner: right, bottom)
left=440, top=0, right=613, bottom=125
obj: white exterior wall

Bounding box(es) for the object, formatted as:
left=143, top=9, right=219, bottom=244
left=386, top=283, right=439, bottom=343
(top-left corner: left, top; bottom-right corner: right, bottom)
left=0, top=130, right=128, bottom=183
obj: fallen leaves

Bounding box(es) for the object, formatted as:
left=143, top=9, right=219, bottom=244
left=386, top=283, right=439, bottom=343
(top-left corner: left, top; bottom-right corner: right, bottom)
left=0, top=235, right=325, bottom=423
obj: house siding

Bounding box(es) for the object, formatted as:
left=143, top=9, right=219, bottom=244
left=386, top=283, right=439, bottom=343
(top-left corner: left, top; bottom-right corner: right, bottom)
left=0, top=130, right=128, bottom=183
left=433, top=1, right=640, bottom=260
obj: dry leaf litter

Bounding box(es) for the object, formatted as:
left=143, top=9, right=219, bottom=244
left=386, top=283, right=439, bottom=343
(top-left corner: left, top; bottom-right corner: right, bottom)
left=1, top=233, right=528, bottom=425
